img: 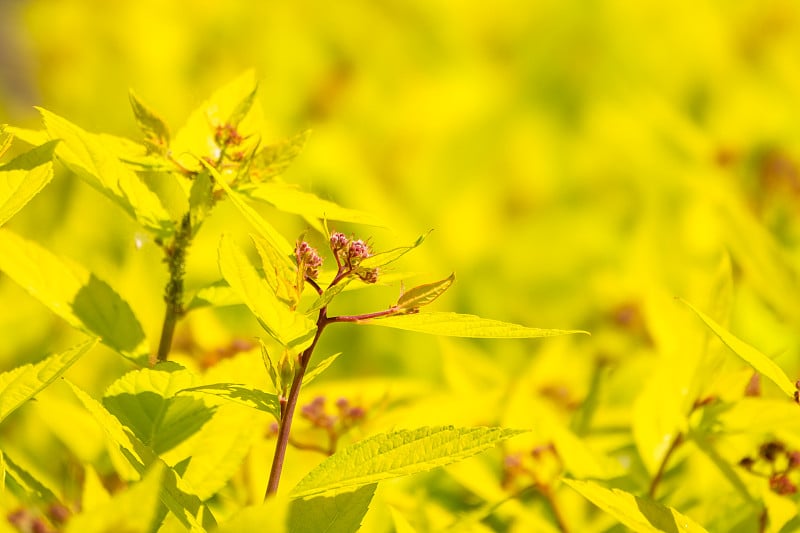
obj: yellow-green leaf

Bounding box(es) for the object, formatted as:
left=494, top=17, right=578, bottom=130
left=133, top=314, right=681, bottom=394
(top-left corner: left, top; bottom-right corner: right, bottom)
left=249, top=130, right=311, bottom=183
left=38, top=108, right=174, bottom=238
left=288, top=483, right=376, bottom=533
left=397, top=273, right=455, bottom=311
left=359, top=232, right=430, bottom=270
left=171, top=70, right=262, bottom=171
left=0, top=228, right=150, bottom=363
left=205, top=161, right=295, bottom=266
left=362, top=312, right=589, bottom=338
left=66, top=380, right=215, bottom=531
left=290, top=426, right=525, bottom=499
left=128, top=90, right=170, bottom=155
left=245, top=181, right=384, bottom=226
left=180, top=383, right=280, bottom=420
left=563, top=479, right=708, bottom=533
left=103, top=365, right=215, bottom=455
left=0, top=140, right=57, bottom=226
left=0, top=339, right=97, bottom=424
left=218, top=234, right=316, bottom=350
left=65, top=463, right=165, bottom=533
left=682, top=299, right=796, bottom=397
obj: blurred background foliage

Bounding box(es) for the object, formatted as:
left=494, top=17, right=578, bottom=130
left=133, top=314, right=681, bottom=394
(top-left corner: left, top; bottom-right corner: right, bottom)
left=3, top=0, right=800, bottom=530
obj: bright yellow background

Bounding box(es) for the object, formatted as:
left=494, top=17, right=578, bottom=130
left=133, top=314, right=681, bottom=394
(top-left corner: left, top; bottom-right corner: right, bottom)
left=3, top=1, right=800, bottom=530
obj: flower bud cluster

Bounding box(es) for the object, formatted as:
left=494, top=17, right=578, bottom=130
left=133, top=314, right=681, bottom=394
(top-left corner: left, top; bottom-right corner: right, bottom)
left=739, top=439, right=800, bottom=495
left=214, top=123, right=244, bottom=147
left=502, top=443, right=562, bottom=491
left=295, top=241, right=323, bottom=280
left=329, top=231, right=379, bottom=283
left=300, top=395, right=366, bottom=430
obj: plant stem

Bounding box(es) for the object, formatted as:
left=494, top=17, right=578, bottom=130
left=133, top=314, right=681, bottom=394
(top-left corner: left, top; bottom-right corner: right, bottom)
left=541, top=485, right=570, bottom=533
left=155, top=213, right=191, bottom=364
left=265, top=309, right=328, bottom=498
left=329, top=306, right=400, bottom=323
left=649, top=432, right=684, bottom=498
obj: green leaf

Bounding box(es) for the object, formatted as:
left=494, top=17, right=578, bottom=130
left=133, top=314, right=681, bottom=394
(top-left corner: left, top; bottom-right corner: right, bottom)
left=260, top=339, right=280, bottom=392
left=3, top=126, right=49, bottom=148
left=128, top=90, right=170, bottom=155
left=227, top=83, right=259, bottom=127
left=0, top=141, right=57, bottom=226
left=0, top=125, right=12, bottom=159
left=102, top=364, right=215, bottom=455
left=215, top=495, right=290, bottom=533
left=681, top=298, right=796, bottom=397
left=3, top=450, right=59, bottom=504
left=563, top=479, right=708, bottom=533
left=245, top=181, right=384, bottom=226
left=179, top=383, right=280, bottom=420
left=66, top=380, right=216, bottom=531
left=303, top=352, right=342, bottom=386
left=186, top=280, right=240, bottom=311
left=218, top=234, right=316, bottom=350
left=189, top=170, right=214, bottom=229
left=65, top=462, right=165, bottom=533
left=306, top=278, right=352, bottom=314
left=288, top=483, right=376, bottom=533
left=251, top=232, right=298, bottom=305
left=397, top=273, right=455, bottom=311
left=171, top=70, right=262, bottom=171
left=290, top=426, right=525, bottom=499
left=249, top=130, right=311, bottom=183
left=0, top=138, right=58, bottom=172
left=359, top=231, right=431, bottom=270
left=0, top=228, right=150, bottom=363
left=205, top=160, right=295, bottom=265
left=37, top=108, right=174, bottom=238
left=0, top=339, right=96, bottom=424
left=361, top=312, right=589, bottom=338
left=180, top=405, right=262, bottom=500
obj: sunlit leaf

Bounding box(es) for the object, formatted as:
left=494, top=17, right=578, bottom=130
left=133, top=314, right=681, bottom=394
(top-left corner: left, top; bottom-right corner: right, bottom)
left=251, top=232, right=298, bottom=305
left=215, top=495, right=291, bottom=533
left=563, top=479, right=708, bottom=533
left=290, top=426, right=525, bottom=499
left=38, top=108, right=174, bottom=238
left=303, top=352, right=342, bottom=386
left=0, top=125, right=12, bottom=159
left=180, top=383, right=280, bottom=420
left=218, top=234, right=316, bottom=350
left=248, top=130, right=311, bottom=183
left=359, top=232, right=430, bottom=270
left=180, top=405, right=262, bottom=500
left=188, top=170, right=214, bottom=230
left=171, top=70, right=261, bottom=171
left=682, top=299, right=796, bottom=397
left=0, top=228, right=150, bottom=363
left=245, top=181, right=384, bottom=226
left=306, top=278, right=351, bottom=314
left=129, top=90, right=170, bottom=155
left=186, top=280, right=240, bottom=311
left=206, top=160, right=295, bottom=265
left=397, top=273, right=455, bottom=311
left=361, top=312, right=588, bottom=338
left=0, top=138, right=58, bottom=173
left=0, top=339, right=96, bottom=424
left=227, top=84, right=259, bottom=127
left=0, top=140, right=57, bottom=226
left=66, top=380, right=216, bottom=530
left=287, top=483, right=376, bottom=533
left=3, top=451, right=59, bottom=505
left=65, top=462, right=164, bottom=533
left=103, top=364, right=215, bottom=455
